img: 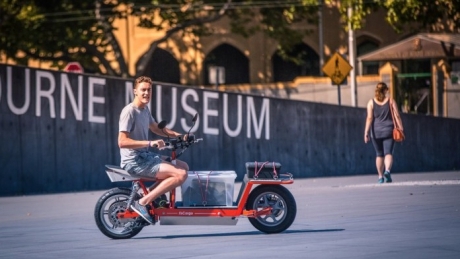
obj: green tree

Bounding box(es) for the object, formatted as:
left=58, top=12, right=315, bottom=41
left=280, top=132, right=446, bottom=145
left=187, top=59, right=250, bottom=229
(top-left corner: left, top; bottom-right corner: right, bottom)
left=2, top=0, right=459, bottom=78
left=328, top=0, right=460, bottom=32
left=0, top=0, right=321, bottom=77
left=0, top=0, right=134, bottom=76
left=379, top=0, right=460, bottom=33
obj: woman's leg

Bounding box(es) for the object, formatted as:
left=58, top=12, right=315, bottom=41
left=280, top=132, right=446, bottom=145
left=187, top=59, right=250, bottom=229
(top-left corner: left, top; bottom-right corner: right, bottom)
left=376, top=156, right=384, bottom=178
left=382, top=138, right=395, bottom=172
left=382, top=138, right=395, bottom=182
left=371, top=137, right=385, bottom=179
left=384, top=154, right=393, bottom=172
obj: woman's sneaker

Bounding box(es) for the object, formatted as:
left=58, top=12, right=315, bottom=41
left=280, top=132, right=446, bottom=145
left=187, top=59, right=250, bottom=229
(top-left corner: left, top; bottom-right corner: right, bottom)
left=378, top=178, right=384, bottom=184
left=130, top=201, right=153, bottom=224
left=384, top=171, right=392, bottom=183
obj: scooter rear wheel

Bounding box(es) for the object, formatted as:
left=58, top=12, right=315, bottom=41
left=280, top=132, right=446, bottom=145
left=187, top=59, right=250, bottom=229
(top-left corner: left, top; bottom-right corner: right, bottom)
left=246, top=185, right=297, bottom=234
left=94, top=187, right=144, bottom=239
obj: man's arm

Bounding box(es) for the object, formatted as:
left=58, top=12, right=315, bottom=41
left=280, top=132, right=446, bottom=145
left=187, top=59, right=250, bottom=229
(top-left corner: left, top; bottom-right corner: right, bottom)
left=149, top=122, right=182, bottom=138
left=119, top=131, right=166, bottom=148
left=118, top=131, right=150, bottom=149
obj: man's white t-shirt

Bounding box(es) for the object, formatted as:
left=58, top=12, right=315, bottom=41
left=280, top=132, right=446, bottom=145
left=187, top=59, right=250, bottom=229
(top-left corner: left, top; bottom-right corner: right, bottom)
left=119, top=103, right=156, bottom=168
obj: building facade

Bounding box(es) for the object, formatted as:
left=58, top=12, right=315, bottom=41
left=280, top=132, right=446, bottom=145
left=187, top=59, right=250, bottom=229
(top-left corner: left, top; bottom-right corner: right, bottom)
left=2, top=5, right=459, bottom=117
left=111, top=7, right=405, bottom=86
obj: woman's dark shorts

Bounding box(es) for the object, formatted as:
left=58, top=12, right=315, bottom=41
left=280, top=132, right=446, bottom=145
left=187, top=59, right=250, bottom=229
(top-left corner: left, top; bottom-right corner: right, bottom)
left=371, top=137, right=395, bottom=157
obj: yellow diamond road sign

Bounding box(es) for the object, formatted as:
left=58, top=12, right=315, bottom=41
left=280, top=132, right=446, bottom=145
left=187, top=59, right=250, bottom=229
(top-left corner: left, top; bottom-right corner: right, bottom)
left=322, top=52, right=353, bottom=85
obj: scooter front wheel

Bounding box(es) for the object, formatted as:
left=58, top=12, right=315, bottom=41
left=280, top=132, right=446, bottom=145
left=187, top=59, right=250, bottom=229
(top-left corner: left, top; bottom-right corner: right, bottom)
left=94, top=187, right=144, bottom=239
left=246, top=185, right=297, bottom=234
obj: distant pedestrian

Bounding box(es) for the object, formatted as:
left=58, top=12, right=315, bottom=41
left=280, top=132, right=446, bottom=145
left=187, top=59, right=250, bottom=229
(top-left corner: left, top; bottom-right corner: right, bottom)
left=364, top=82, right=404, bottom=183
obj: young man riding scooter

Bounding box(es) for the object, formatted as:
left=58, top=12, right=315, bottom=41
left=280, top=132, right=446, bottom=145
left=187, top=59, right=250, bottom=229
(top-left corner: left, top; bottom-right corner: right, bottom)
left=118, top=76, right=189, bottom=224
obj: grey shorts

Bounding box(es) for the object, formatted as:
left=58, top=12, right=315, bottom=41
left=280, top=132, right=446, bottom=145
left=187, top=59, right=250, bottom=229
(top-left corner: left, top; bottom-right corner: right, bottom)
left=123, top=152, right=162, bottom=178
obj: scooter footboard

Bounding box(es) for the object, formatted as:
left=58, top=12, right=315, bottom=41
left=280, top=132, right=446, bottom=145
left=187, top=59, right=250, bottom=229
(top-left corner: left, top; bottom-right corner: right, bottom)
left=160, top=216, right=238, bottom=225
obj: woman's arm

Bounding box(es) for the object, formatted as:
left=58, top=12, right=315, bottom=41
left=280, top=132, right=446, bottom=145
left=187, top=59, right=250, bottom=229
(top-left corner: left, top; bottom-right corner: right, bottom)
left=364, top=100, right=373, bottom=143
left=392, top=100, right=404, bottom=130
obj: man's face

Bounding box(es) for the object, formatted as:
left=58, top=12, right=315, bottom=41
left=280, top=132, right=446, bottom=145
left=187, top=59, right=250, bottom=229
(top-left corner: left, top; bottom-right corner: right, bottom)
left=134, top=82, right=152, bottom=105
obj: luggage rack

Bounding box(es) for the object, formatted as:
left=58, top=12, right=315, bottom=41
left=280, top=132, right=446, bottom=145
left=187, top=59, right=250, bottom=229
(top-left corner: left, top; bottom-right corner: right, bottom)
left=247, top=173, right=294, bottom=182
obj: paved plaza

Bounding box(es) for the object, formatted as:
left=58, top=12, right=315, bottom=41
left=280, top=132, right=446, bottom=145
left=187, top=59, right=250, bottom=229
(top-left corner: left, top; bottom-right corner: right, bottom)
left=1, top=171, right=459, bottom=259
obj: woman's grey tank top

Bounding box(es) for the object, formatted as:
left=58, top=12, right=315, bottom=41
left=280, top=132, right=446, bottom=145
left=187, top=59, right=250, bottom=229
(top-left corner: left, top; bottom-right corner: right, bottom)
left=371, top=99, right=394, bottom=139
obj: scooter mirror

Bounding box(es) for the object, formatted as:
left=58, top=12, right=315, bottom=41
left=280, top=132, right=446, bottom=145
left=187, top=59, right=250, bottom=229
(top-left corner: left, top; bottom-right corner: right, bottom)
left=158, top=120, right=167, bottom=129
left=192, top=113, right=198, bottom=123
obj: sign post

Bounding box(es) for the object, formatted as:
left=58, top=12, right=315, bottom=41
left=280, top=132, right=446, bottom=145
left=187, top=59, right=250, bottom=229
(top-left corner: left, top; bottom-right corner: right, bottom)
left=322, top=52, right=353, bottom=106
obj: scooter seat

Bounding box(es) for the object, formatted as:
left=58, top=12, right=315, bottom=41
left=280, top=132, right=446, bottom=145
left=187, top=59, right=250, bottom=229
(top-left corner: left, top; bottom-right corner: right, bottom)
left=104, top=165, right=157, bottom=182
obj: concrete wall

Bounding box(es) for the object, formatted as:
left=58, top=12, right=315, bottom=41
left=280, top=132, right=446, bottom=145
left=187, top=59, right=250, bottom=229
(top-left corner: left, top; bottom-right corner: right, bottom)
left=1, top=64, right=459, bottom=196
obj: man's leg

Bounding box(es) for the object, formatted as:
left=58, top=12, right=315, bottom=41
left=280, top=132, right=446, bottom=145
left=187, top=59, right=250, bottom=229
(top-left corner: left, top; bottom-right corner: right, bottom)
left=175, top=159, right=189, bottom=171
left=138, top=163, right=187, bottom=206
left=160, top=155, right=189, bottom=171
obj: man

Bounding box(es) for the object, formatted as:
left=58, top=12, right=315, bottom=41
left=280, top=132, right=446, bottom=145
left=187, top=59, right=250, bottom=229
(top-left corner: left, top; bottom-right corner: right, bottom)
left=118, top=76, right=188, bottom=224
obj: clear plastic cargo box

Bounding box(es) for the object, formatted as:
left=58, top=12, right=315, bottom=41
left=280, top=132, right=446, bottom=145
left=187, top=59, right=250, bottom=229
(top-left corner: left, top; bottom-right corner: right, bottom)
left=181, top=171, right=237, bottom=207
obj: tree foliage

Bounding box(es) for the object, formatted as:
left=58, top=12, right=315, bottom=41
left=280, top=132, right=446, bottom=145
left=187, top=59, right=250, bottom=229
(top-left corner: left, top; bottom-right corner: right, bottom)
left=378, top=0, right=460, bottom=33
left=0, top=0, right=321, bottom=77
left=328, top=0, right=460, bottom=33
left=1, top=0, right=459, bottom=78
left=132, top=0, right=321, bottom=76
left=0, top=0, right=133, bottom=75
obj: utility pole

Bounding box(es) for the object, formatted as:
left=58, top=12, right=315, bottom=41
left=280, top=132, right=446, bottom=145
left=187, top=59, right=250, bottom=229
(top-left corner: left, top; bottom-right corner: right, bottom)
left=348, top=6, right=358, bottom=107
left=318, top=0, right=324, bottom=76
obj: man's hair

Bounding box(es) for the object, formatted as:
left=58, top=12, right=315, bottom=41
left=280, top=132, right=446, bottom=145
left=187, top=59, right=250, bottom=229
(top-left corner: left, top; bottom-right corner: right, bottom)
left=134, top=76, right=153, bottom=89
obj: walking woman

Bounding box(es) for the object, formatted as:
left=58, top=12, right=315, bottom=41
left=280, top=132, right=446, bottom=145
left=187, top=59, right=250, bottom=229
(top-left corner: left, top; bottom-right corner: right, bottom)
left=364, top=82, right=404, bottom=183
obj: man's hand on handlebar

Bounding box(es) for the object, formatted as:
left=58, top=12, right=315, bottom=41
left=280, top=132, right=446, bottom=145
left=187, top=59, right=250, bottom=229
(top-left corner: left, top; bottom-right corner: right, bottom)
left=183, top=133, right=195, bottom=142
left=150, top=139, right=165, bottom=148
left=149, top=134, right=200, bottom=151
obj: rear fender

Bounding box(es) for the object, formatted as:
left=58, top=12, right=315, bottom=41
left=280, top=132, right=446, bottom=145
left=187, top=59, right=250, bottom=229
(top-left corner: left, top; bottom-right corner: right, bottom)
left=105, top=165, right=140, bottom=182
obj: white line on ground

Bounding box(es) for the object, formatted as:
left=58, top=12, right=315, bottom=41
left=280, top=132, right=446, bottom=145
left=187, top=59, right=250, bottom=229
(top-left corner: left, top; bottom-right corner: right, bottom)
left=344, top=180, right=460, bottom=188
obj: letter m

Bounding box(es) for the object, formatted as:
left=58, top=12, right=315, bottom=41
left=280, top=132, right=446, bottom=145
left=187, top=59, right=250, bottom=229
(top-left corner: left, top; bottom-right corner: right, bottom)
left=246, top=97, right=270, bottom=140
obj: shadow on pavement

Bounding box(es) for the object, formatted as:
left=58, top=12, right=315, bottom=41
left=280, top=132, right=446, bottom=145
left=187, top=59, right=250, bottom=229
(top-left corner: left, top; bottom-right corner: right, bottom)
left=133, top=228, right=345, bottom=239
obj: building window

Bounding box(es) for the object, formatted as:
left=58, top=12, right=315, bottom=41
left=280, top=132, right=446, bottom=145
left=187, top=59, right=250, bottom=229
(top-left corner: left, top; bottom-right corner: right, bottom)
left=145, top=48, right=180, bottom=84
left=357, top=41, right=379, bottom=75
left=272, top=43, right=320, bottom=82
left=203, top=44, right=249, bottom=85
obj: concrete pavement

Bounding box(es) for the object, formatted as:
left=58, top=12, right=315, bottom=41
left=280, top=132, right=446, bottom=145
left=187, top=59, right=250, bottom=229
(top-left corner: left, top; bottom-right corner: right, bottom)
left=0, top=171, right=459, bottom=259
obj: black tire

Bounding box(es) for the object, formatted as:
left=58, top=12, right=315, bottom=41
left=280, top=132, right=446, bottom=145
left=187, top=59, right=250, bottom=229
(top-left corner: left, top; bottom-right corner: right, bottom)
left=246, top=185, right=297, bottom=234
left=94, top=187, right=143, bottom=239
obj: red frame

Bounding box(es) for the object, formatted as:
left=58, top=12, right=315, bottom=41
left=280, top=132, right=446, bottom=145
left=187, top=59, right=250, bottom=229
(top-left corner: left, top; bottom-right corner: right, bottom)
left=117, top=178, right=293, bottom=222
left=117, top=145, right=293, bottom=222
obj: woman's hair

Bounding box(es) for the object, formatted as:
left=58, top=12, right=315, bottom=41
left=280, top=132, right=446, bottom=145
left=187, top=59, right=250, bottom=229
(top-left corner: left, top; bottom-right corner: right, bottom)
left=375, top=82, right=388, bottom=102
left=134, top=76, right=153, bottom=89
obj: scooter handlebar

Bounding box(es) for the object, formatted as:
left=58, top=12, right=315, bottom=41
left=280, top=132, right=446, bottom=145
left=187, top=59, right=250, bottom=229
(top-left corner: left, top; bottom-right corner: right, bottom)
left=158, top=136, right=202, bottom=150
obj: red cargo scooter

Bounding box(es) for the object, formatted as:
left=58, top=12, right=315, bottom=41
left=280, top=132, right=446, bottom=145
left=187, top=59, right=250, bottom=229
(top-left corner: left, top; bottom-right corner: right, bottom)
left=94, top=114, right=296, bottom=239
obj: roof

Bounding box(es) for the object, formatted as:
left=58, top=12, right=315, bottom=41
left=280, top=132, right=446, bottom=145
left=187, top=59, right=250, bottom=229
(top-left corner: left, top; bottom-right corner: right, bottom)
left=358, top=33, right=460, bottom=62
